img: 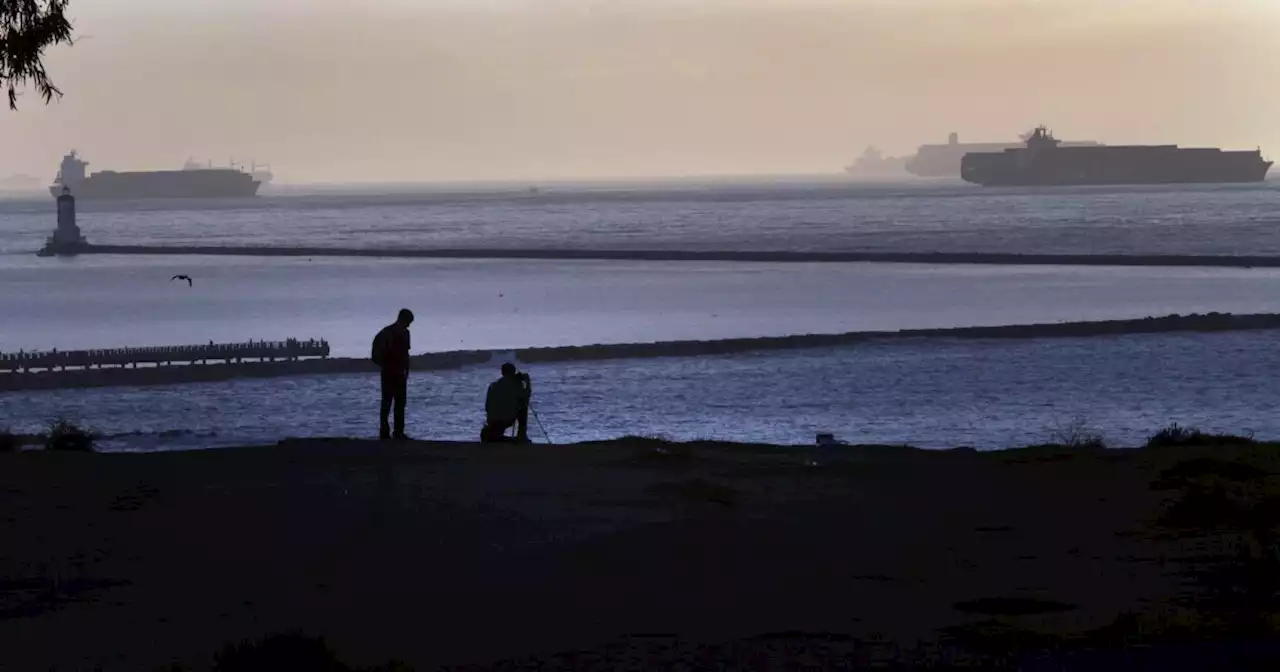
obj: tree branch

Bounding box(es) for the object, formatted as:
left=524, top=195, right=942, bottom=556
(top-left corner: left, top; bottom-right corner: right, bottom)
left=1, top=0, right=74, bottom=110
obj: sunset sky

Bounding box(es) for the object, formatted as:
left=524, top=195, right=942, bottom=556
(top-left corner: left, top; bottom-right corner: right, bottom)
left=3, top=0, right=1277, bottom=182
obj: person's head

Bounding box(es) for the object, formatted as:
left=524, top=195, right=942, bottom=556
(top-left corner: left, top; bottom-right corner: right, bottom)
left=501, top=362, right=517, bottom=378
left=396, top=308, right=414, bottom=327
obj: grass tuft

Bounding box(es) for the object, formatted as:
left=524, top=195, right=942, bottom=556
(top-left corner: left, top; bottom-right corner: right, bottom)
left=44, top=418, right=94, bottom=452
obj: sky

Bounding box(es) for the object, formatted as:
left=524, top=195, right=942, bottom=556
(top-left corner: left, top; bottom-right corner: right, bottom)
left=2, top=0, right=1277, bottom=183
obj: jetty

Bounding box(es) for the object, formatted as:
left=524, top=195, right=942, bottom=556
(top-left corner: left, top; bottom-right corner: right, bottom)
left=31, top=181, right=1280, bottom=269
left=5, top=313, right=1280, bottom=393
left=31, top=242, right=1280, bottom=269
left=0, top=338, right=329, bottom=373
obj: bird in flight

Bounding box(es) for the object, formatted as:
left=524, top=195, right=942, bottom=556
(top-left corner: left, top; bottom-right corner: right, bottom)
left=171, top=274, right=193, bottom=287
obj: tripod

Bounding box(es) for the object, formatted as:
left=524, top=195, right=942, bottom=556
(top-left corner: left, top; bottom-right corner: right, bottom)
left=504, top=402, right=552, bottom=444
left=530, top=403, right=552, bottom=444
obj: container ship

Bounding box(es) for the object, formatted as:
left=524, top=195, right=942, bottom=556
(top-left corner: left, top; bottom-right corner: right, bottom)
left=961, top=127, right=1272, bottom=187
left=843, top=147, right=909, bottom=179
left=48, top=151, right=262, bottom=199
left=904, top=131, right=1102, bottom=178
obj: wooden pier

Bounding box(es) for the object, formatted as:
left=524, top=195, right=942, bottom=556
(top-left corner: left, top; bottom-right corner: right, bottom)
left=0, top=338, right=329, bottom=373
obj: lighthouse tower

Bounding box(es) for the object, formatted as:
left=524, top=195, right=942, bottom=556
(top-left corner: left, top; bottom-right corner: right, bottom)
left=38, top=186, right=87, bottom=256
left=57, top=185, right=76, bottom=229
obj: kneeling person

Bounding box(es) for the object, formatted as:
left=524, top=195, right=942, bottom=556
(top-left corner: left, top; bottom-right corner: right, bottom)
left=483, top=363, right=531, bottom=443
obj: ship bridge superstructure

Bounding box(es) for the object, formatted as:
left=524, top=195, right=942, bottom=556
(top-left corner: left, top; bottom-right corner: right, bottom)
left=53, top=151, right=89, bottom=190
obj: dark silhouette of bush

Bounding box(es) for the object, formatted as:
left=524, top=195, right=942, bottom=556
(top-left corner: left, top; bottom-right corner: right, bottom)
left=0, top=427, right=15, bottom=453
left=1042, top=416, right=1107, bottom=449
left=1146, top=423, right=1256, bottom=449
left=44, top=418, right=93, bottom=452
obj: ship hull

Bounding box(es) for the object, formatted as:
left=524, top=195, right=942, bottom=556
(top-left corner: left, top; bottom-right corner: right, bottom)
left=49, top=170, right=261, bottom=199
left=907, top=141, right=1102, bottom=178
left=962, top=147, right=1272, bottom=187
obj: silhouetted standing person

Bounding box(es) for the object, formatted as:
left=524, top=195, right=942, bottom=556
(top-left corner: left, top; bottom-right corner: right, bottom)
left=482, top=362, right=531, bottom=443
left=372, top=309, right=414, bottom=440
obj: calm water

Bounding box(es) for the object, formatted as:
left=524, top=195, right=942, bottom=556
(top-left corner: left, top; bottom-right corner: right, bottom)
left=3, top=257, right=1280, bottom=356
left=2, top=180, right=1277, bottom=449
left=1, top=179, right=1278, bottom=256
left=2, top=330, right=1278, bottom=451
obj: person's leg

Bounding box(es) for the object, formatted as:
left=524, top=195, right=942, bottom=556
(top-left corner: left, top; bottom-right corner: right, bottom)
left=482, top=420, right=514, bottom=443
left=379, top=373, right=393, bottom=439
left=393, top=372, right=408, bottom=438
left=516, top=402, right=530, bottom=442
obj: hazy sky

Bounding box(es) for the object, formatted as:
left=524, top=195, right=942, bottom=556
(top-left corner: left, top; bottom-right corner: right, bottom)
left=3, top=0, right=1277, bottom=182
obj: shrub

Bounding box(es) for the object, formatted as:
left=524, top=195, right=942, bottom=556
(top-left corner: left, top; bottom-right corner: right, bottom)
left=1146, top=423, right=1256, bottom=449
left=0, top=427, right=16, bottom=453
left=44, top=418, right=94, bottom=452
left=1045, top=416, right=1107, bottom=449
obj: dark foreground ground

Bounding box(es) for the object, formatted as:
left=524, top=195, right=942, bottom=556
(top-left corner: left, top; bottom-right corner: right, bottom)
left=2, top=438, right=1280, bottom=670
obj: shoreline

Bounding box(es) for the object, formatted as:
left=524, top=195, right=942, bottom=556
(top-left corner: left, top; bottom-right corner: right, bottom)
left=2, top=311, right=1275, bottom=392
left=41, top=243, right=1280, bottom=268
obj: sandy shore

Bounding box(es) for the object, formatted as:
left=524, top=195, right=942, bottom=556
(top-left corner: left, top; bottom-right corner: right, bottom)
left=2, top=437, right=1251, bottom=669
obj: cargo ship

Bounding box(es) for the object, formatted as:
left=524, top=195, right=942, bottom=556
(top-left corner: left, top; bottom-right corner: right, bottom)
left=48, top=151, right=261, bottom=199
left=249, top=161, right=274, bottom=186
left=961, top=127, right=1273, bottom=187
left=905, top=131, right=1102, bottom=178
left=843, top=147, right=909, bottom=179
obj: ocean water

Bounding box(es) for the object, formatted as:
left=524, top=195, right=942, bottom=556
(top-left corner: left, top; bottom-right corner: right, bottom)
left=2, top=179, right=1278, bottom=450
left=1, top=179, right=1279, bottom=256
left=3, top=330, right=1278, bottom=451
left=3, top=257, right=1280, bottom=356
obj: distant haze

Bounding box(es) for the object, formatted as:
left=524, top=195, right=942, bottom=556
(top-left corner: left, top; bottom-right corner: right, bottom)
left=4, top=0, right=1277, bottom=183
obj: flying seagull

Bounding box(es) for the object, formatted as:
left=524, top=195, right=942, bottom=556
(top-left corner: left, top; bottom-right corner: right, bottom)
left=171, top=274, right=193, bottom=287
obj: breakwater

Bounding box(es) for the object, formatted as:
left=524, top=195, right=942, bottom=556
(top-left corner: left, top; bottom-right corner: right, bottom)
left=3, top=312, right=1277, bottom=392
left=0, top=338, right=329, bottom=373
left=45, top=243, right=1280, bottom=268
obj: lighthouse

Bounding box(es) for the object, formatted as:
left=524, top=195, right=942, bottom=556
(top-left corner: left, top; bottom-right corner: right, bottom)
left=57, top=185, right=76, bottom=228
left=37, top=186, right=87, bottom=257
